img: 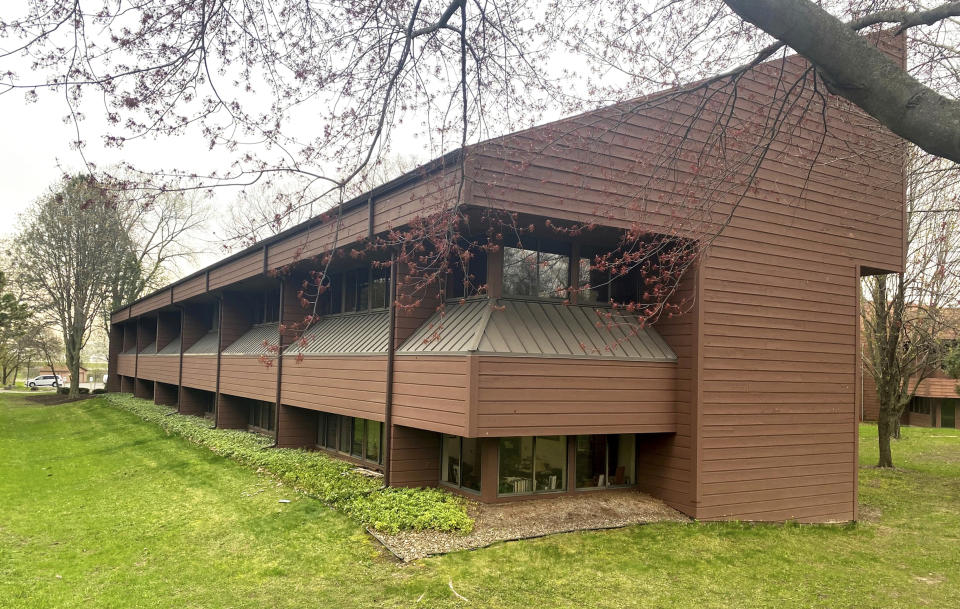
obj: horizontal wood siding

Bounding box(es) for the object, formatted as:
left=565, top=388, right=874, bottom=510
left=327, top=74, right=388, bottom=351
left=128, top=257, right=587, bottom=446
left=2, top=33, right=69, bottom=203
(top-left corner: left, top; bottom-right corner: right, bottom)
left=131, top=290, right=171, bottom=317
left=277, top=405, right=319, bottom=448
left=181, top=355, right=218, bottom=392
left=135, top=356, right=179, bottom=384
left=637, top=269, right=697, bottom=514
left=219, top=355, right=278, bottom=402
left=111, top=309, right=129, bottom=324
left=475, top=356, right=678, bottom=437
left=281, top=356, right=387, bottom=420
left=117, top=354, right=135, bottom=377
left=267, top=206, right=370, bottom=269
left=392, top=355, right=469, bottom=436
left=173, top=275, right=207, bottom=302
left=389, top=425, right=441, bottom=487
left=208, top=251, right=263, bottom=290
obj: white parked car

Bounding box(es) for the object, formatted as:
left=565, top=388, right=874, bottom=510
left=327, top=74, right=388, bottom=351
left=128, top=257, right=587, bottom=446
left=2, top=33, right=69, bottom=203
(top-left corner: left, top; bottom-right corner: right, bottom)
left=26, top=375, right=63, bottom=389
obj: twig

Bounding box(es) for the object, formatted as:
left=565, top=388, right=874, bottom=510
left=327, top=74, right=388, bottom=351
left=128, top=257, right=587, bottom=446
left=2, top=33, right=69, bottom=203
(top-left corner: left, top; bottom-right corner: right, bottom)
left=448, top=581, right=470, bottom=603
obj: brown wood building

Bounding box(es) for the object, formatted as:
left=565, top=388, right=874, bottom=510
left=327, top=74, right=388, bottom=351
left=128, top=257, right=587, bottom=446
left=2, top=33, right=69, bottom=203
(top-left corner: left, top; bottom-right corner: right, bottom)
left=108, top=37, right=906, bottom=522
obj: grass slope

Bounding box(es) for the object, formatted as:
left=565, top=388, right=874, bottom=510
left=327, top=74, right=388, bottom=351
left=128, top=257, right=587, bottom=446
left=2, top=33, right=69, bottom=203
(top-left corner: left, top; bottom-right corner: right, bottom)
left=1, top=393, right=958, bottom=608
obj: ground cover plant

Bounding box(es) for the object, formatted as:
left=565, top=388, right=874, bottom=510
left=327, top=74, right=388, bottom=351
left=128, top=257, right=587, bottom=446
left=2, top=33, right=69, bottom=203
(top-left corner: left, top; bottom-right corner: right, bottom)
left=1, top=392, right=958, bottom=608
left=102, top=393, right=472, bottom=535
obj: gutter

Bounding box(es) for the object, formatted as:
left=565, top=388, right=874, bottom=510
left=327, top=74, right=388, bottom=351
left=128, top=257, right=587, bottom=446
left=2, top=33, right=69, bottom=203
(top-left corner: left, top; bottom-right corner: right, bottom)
left=383, top=253, right=398, bottom=487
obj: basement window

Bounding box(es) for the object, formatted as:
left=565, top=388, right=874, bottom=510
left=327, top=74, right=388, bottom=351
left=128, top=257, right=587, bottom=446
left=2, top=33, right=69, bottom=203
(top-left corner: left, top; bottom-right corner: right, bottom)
left=247, top=400, right=276, bottom=434
left=316, top=413, right=384, bottom=466
left=440, top=435, right=481, bottom=494
left=497, top=436, right=567, bottom=496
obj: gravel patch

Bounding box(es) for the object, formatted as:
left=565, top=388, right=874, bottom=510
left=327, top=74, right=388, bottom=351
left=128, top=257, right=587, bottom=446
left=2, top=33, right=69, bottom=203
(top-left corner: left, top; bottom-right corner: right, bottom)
left=371, top=488, right=689, bottom=561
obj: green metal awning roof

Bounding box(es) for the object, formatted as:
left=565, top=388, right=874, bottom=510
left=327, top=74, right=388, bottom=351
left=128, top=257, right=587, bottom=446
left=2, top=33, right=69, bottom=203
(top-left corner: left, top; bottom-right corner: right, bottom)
left=285, top=310, right=390, bottom=356
left=397, top=298, right=677, bottom=361
left=222, top=323, right=279, bottom=356
left=184, top=330, right=219, bottom=355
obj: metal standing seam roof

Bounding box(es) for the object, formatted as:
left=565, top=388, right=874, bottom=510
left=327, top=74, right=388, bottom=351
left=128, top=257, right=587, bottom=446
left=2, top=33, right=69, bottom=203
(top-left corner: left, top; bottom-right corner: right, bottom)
left=123, top=345, right=137, bottom=355
left=397, top=298, right=677, bottom=361
left=222, top=323, right=280, bottom=356
left=184, top=330, right=220, bottom=355
left=139, top=342, right=157, bottom=354
left=157, top=337, right=181, bottom=355
left=284, top=309, right=390, bottom=356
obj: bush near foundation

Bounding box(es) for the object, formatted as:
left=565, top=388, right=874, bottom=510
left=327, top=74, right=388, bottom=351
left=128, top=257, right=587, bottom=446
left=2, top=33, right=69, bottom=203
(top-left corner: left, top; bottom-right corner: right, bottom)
left=103, top=393, right=473, bottom=534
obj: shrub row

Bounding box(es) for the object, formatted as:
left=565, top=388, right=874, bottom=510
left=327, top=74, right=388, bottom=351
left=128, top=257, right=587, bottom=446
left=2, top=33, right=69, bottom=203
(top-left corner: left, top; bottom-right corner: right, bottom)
left=102, top=393, right=473, bottom=534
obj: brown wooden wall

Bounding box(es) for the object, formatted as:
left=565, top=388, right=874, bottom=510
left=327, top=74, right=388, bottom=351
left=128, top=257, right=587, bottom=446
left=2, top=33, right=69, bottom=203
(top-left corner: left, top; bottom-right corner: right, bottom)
left=180, top=386, right=214, bottom=416
left=117, top=354, right=136, bottom=377
left=277, top=405, right=319, bottom=448
left=157, top=311, right=180, bottom=351
left=137, top=356, right=180, bottom=385
left=280, top=356, right=387, bottom=420
left=122, top=323, right=137, bottom=352
left=138, top=317, right=157, bottom=352
left=635, top=269, right=697, bottom=515
left=182, top=303, right=214, bottom=350
left=392, top=355, right=469, bottom=436
left=474, top=356, right=678, bottom=437
left=219, top=356, right=278, bottom=403
left=389, top=425, right=441, bottom=488
left=209, top=251, right=263, bottom=290
left=173, top=275, right=207, bottom=302
left=107, top=325, right=123, bottom=392
left=154, top=381, right=179, bottom=407
left=181, top=355, right=218, bottom=392
left=220, top=295, right=253, bottom=350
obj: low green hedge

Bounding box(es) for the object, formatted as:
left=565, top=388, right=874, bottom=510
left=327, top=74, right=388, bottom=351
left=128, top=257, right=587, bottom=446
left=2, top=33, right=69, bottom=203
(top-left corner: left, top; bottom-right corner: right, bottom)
left=103, top=394, right=473, bottom=534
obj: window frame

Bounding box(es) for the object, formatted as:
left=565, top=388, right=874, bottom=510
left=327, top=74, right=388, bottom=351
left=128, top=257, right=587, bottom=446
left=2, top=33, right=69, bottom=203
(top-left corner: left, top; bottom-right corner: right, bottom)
left=439, top=434, right=482, bottom=495
left=501, top=239, right=573, bottom=301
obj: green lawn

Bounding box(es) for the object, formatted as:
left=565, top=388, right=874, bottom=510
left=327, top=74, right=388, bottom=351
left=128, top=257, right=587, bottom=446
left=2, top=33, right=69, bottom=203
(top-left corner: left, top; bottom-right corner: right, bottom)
left=1, top=394, right=958, bottom=608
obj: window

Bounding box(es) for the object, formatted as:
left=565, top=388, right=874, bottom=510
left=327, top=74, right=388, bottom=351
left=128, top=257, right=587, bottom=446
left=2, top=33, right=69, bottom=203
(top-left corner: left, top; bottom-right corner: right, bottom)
left=441, top=435, right=482, bottom=493
left=578, top=253, right=642, bottom=304
left=365, top=420, right=383, bottom=463
left=251, top=290, right=281, bottom=324
left=498, top=436, right=566, bottom=495
left=502, top=242, right=570, bottom=299
left=316, top=413, right=384, bottom=466
left=910, top=397, right=932, bottom=415
left=248, top=401, right=276, bottom=434
left=575, top=434, right=636, bottom=489
left=446, top=251, right=488, bottom=299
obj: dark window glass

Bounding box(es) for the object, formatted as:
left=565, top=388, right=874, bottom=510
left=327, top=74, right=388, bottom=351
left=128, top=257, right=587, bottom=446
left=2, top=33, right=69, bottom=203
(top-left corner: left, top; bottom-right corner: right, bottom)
left=352, top=418, right=364, bottom=457
left=264, top=290, right=281, bottom=323
left=447, top=250, right=488, bottom=299
left=461, top=437, right=482, bottom=492
left=441, top=435, right=461, bottom=486
left=324, top=413, right=338, bottom=449
left=317, top=413, right=327, bottom=447
left=343, top=272, right=358, bottom=312
left=575, top=434, right=635, bottom=488
left=498, top=437, right=534, bottom=494
left=366, top=421, right=382, bottom=463
left=534, top=436, right=567, bottom=491
left=248, top=403, right=257, bottom=427
left=576, top=435, right=607, bottom=489
left=339, top=416, right=352, bottom=453
left=369, top=268, right=390, bottom=309
left=357, top=271, right=370, bottom=312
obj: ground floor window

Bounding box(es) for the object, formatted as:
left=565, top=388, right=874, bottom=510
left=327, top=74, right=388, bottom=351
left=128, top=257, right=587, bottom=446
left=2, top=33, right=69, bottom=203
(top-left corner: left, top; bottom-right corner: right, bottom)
left=440, top=435, right=481, bottom=493
left=248, top=400, right=276, bottom=434
left=317, top=412, right=384, bottom=466
left=498, top=436, right=567, bottom=496
left=909, top=397, right=933, bottom=415
left=575, top=434, right=636, bottom=488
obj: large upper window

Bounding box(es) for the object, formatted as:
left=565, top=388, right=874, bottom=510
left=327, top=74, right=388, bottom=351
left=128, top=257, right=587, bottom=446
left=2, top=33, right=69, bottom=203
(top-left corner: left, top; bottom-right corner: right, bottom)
left=578, top=253, right=642, bottom=304
left=575, top=434, right=636, bottom=489
left=440, top=435, right=482, bottom=493
left=498, top=436, right=567, bottom=495
left=446, top=251, right=488, bottom=299
left=317, top=266, right=391, bottom=315
left=502, top=242, right=570, bottom=299
left=251, top=289, right=281, bottom=324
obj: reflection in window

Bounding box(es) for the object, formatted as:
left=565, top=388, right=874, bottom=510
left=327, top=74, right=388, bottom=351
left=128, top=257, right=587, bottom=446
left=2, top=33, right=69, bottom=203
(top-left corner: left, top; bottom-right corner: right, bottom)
left=366, top=420, right=383, bottom=463
left=575, top=434, right=636, bottom=489
left=498, top=436, right=567, bottom=495
left=502, top=245, right=569, bottom=299
left=440, top=435, right=481, bottom=493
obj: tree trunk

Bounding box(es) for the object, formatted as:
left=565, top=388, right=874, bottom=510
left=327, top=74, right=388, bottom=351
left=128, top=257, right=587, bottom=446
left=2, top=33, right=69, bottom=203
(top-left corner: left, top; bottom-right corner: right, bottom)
left=877, top=414, right=895, bottom=467
left=893, top=418, right=901, bottom=440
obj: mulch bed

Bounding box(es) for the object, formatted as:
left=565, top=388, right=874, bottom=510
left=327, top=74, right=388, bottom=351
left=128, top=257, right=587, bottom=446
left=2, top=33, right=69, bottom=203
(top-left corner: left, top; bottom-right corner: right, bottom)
left=370, top=488, right=689, bottom=562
